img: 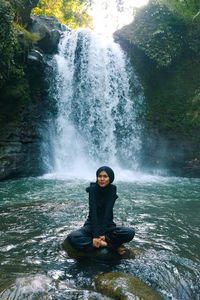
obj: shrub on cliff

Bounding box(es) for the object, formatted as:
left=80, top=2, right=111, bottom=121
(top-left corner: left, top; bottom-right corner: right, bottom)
left=117, top=1, right=184, bottom=67
left=0, top=0, right=40, bottom=89
left=32, top=0, right=92, bottom=29
left=115, top=0, right=200, bottom=144
left=0, top=1, right=23, bottom=88
left=8, top=0, right=39, bottom=25
left=117, top=0, right=200, bottom=68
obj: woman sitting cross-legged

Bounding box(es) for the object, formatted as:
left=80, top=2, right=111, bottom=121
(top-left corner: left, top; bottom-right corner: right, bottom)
left=67, top=166, right=135, bottom=255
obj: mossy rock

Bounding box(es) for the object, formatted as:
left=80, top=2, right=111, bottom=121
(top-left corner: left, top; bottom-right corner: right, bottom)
left=63, top=237, right=136, bottom=260
left=95, top=272, right=164, bottom=300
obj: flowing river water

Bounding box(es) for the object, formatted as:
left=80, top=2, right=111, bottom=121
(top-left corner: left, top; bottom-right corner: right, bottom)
left=0, top=175, right=199, bottom=299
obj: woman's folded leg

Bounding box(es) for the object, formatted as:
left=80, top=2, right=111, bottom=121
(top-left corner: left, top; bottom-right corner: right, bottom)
left=105, top=227, right=135, bottom=249
left=67, top=225, right=94, bottom=252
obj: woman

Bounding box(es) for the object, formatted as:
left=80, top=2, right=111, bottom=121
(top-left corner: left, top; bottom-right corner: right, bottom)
left=67, top=166, right=135, bottom=255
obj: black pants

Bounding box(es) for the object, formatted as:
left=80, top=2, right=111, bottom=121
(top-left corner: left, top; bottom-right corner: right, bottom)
left=67, top=225, right=135, bottom=252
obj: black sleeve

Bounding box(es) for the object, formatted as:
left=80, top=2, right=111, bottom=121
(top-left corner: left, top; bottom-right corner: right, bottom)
left=88, top=184, right=101, bottom=238
left=100, top=185, right=118, bottom=235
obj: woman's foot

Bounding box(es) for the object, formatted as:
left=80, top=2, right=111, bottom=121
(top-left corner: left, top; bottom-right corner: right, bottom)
left=117, top=246, right=127, bottom=255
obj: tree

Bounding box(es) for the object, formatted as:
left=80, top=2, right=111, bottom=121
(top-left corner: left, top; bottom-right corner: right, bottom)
left=32, top=0, right=93, bottom=29
left=9, top=0, right=40, bottom=25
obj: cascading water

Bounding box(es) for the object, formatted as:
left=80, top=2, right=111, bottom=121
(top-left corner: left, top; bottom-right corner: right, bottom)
left=47, top=28, right=144, bottom=177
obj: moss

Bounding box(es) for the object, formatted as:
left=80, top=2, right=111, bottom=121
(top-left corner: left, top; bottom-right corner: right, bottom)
left=1, top=156, right=10, bottom=163
left=0, top=1, right=22, bottom=88
left=116, top=0, right=200, bottom=140
left=63, top=238, right=136, bottom=260
left=95, top=272, right=164, bottom=300
left=0, top=2, right=39, bottom=132
left=116, top=1, right=187, bottom=68
left=140, top=50, right=200, bottom=138
left=0, top=78, right=31, bottom=131
left=14, top=23, right=38, bottom=44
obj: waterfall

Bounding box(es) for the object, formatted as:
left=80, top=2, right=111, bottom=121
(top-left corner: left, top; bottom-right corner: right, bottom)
left=46, top=28, right=144, bottom=178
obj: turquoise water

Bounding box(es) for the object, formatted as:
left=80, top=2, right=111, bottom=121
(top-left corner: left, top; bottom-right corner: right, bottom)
left=0, top=175, right=199, bottom=299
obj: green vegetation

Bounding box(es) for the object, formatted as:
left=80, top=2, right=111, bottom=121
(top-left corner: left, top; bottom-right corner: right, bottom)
left=187, top=89, right=200, bottom=127
left=116, top=0, right=200, bottom=147
left=0, top=1, right=40, bottom=88
left=0, top=0, right=39, bottom=131
left=32, top=0, right=93, bottom=29
left=0, top=1, right=23, bottom=88
left=163, top=0, right=200, bottom=21
left=8, top=0, right=39, bottom=25
left=118, top=0, right=200, bottom=68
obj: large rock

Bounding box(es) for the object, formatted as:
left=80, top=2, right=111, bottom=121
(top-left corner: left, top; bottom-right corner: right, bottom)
left=0, top=13, right=65, bottom=181
left=63, top=237, right=136, bottom=260
left=0, top=125, right=41, bottom=180
left=94, top=272, right=164, bottom=300
left=28, top=15, right=68, bottom=54
left=0, top=42, right=49, bottom=180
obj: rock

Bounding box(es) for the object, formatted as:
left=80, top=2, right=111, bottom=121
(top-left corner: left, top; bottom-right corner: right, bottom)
left=63, top=237, right=136, bottom=260
left=28, top=48, right=43, bottom=63
left=28, top=15, right=68, bottom=54
left=0, top=122, right=42, bottom=180
left=0, top=44, right=49, bottom=181
left=94, top=272, right=164, bottom=300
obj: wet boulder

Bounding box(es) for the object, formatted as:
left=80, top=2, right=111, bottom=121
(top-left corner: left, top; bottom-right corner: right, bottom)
left=63, top=237, right=136, bottom=260
left=94, top=272, right=164, bottom=300
left=28, top=15, right=68, bottom=54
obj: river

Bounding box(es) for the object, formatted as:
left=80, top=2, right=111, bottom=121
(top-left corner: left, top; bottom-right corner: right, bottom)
left=0, top=174, right=199, bottom=299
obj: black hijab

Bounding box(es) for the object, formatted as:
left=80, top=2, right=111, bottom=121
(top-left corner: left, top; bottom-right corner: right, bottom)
left=96, top=166, right=115, bottom=184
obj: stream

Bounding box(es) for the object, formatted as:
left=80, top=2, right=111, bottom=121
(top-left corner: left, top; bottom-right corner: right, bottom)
left=0, top=174, right=199, bottom=299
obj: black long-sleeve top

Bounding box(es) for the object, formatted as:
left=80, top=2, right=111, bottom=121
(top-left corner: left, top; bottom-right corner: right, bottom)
left=84, top=182, right=118, bottom=238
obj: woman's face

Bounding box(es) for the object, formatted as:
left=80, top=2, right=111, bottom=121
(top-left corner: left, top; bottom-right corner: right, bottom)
left=97, top=170, right=110, bottom=187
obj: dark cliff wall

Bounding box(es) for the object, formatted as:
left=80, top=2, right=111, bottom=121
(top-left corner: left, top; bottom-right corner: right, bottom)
left=115, top=0, right=200, bottom=176
left=0, top=52, right=48, bottom=180
left=0, top=1, right=62, bottom=180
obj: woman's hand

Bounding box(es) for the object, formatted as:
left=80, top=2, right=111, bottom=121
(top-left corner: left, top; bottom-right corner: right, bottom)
left=93, top=238, right=101, bottom=248
left=93, top=236, right=107, bottom=248
left=99, top=235, right=105, bottom=241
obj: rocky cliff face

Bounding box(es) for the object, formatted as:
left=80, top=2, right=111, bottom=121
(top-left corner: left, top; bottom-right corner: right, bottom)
left=0, top=12, right=65, bottom=180
left=115, top=1, right=200, bottom=177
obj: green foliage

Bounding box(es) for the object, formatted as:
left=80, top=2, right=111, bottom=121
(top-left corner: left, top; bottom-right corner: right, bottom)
left=116, top=0, right=200, bottom=138
left=0, top=0, right=38, bottom=100
left=8, top=0, right=39, bottom=25
left=139, top=49, right=200, bottom=137
left=32, top=0, right=92, bottom=29
left=62, top=0, right=93, bottom=29
left=14, top=22, right=38, bottom=44
left=162, top=0, right=200, bottom=22
left=119, top=1, right=188, bottom=67
left=0, top=1, right=23, bottom=88
left=32, top=0, right=64, bottom=22
left=187, top=89, right=200, bottom=127
left=118, top=0, right=200, bottom=68
left=161, top=0, right=200, bottom=55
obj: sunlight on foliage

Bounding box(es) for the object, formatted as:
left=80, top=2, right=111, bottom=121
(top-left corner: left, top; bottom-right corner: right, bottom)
left=32, top=0, right=93, bottom=29
left=160, top=0, right=200, bottom=23
left=32, top=0, right=64, bottom=22
left=14, top=23, right=38, bottom=44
